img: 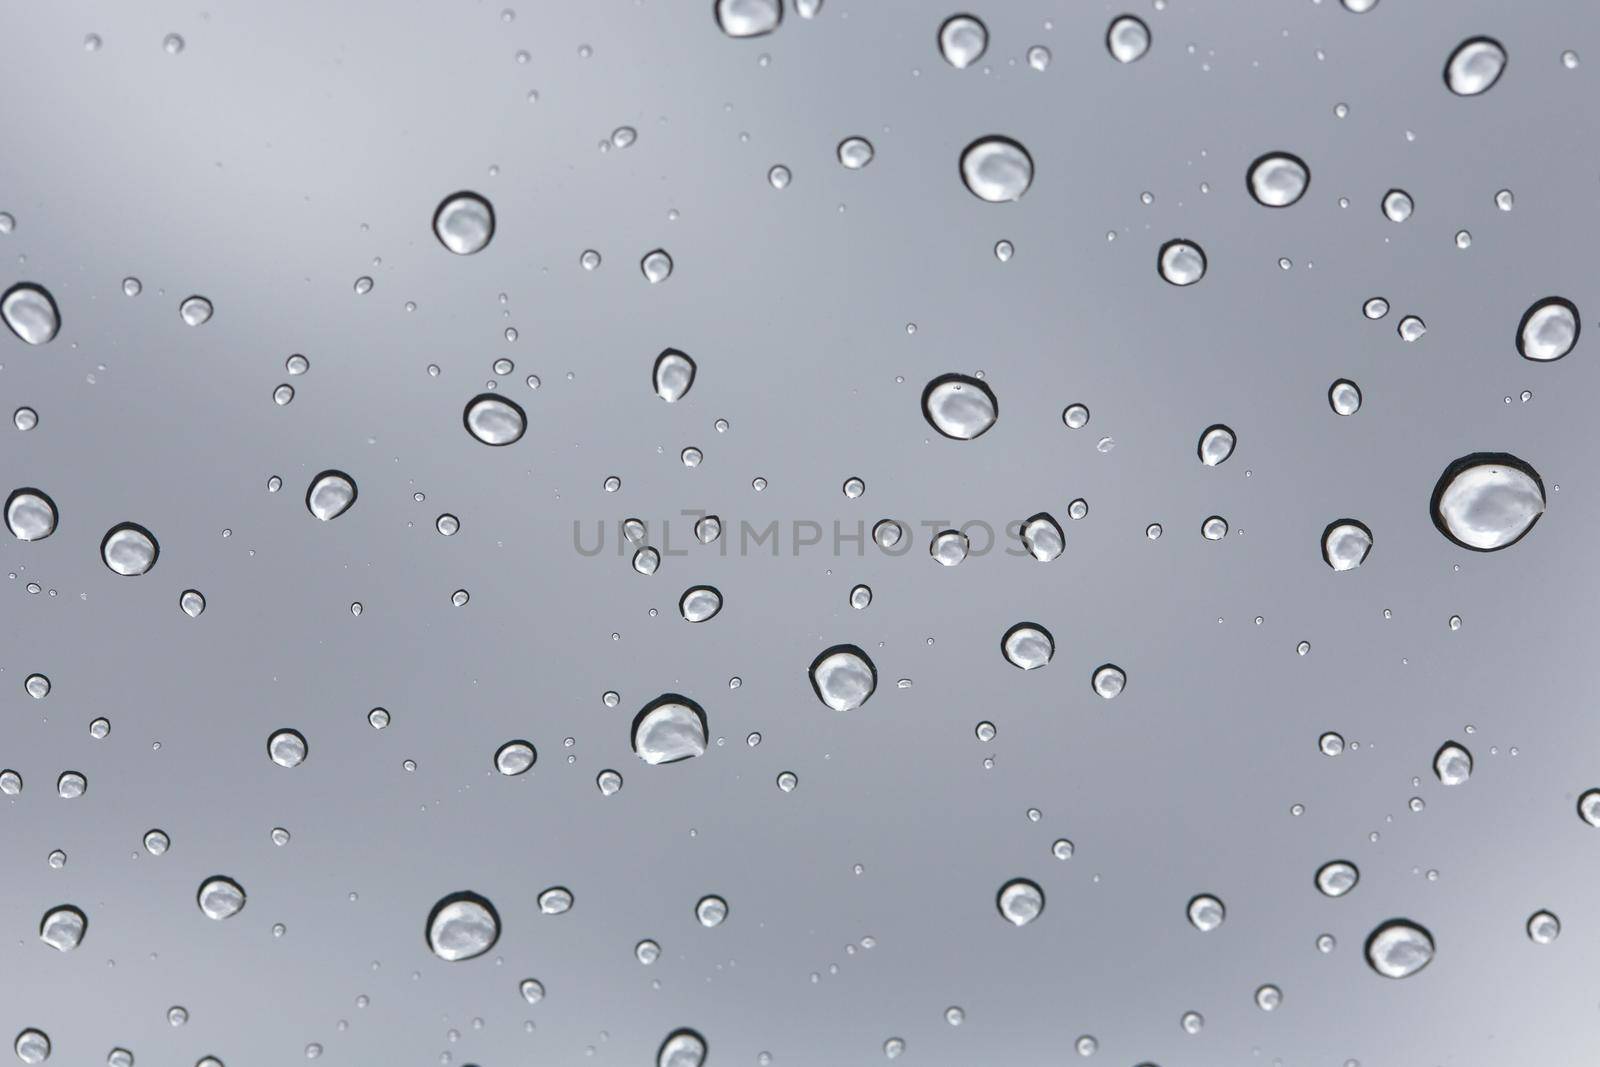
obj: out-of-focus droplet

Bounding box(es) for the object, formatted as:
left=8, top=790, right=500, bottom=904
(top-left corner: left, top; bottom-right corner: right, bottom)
left=1315, top=860, right=1360, bottom=897
left=1433, top=741, right=1472, bottom=785
left=1321, top=520, right=1373, bottom=571
left=494, top=740, right=536, bottom=776
left=306, top=470, right=358, bottom=520
left=922, top=374, right=998, bottom=439
left=13, top=1030, right=49, bottom=1064
left=100, top=523, right=158, bottom=575
left=1255, top=985, right=1283, bottom=1011
left=768, top=164, right=791, bottom=189
left=997, top=879, right=1044, bottom=926
left=715, top=0, right=780, bottom=37
left=1247, top=153, right=1310, bottom=207
left=7, top=489, right=57, bottom=541
left=1431, top=453, right=1545, bottom=551
left=1027, top=46, right=1051, bottom=71
left=426, top=893, right=499, bottom=961
left=641, top=249, right=674, bottom=283
left=1188, top=894, right=1225, bottom=931
left=632, top=695, right=709, bottom=764
left=654, top=349, right=697, bottom=401
left=2, top=283, right=61, bottom=344
left=937, top=15, right=988, bottom=69
left=163, top=32, right=185, bottom=54
left=637, top=938, right=661, bottom=964
left=1329, top=379, right=1362, bottom=415
left=1158, top=239, right=1206, bottom=285
left=1181, top=1011, right=1204, bottom=1035
left=1198, top=424, right=1235, bottom=465
left=837, top=136, right=875, bottom=169
left=1001, top=623, right=1054, bottom=670
left=464, top=394, right=526, bottom=445
left=1382, top=189, right=1413, bottom=222
left=959, top=137, right=1033, bottom=202
left=1107, top=15, right=1150, bottom=63
left=197, top=876, right=246, bottom=920
left=1516, top=297, right=1579, bottom=362
left=809, top=645, right=877, bottom=710
left=1445, top=36, right=1507, bottom=96
left=433, top=192, right=495, bottom=255
left=1364, top=919, right=1434, bottom=978
left=1495, top=189, right=1515, bottom=211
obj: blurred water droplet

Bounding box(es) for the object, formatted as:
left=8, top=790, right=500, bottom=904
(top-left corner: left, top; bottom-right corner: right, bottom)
left=1107, top=16, right=1150, bottom=63
left=1255, top=984, right=1283, bottom=1011
left=938, top=15, right=988, bottom=69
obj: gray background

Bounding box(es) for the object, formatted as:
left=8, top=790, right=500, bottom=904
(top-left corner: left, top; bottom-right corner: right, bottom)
left=3, top=0, right=1598, bottom=1064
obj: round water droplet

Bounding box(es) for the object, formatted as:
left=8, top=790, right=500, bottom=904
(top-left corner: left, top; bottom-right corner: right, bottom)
left=1188, top=893, right=1225, bottom=932
left=100, top=523, right=158, bottom=576
left=1315, top=860, right=1360, bottom=898
left=959, top=137, right=1034, bottom=202
left=994, top=239, right=1014, bottom=261
left=938, top=15, right=988, bottom=69
left=809, top=645, right=877, bottom=710
left=6, top=489, right=56, bottom=542
left=715, top=0, right=780, bottom=37
left=268, top=729, right=307, bottom=768
left=1001, top=623, right=1054, bottom=670
left=1445, top=36, right=1507, bottom=96
left=1092, top=664, right=1126, bottom=699
left=1201, top=515, right=1229, bottom=540
left=56, top=772, right=85, bottom=799
left=25, top=674, right=49, bottom=699
left=1319, top=731, right=1345, bottom=756
left=426, top=892, right=499, bottom=961
left=658, top=1028, right=708, bottom=1067
left=641, top=249, right=674, bottom=283
left=1158, top=239, right=1206, bottom=285
left=632, top=695, right=709, bottom=764
left=368, top=707, right=390, bottom=730
left=1329, top=379, right=1362, bottom=415
left=1433, top=741, right=1472, bottom=785
left=996, top=879, right=1044, bottom=926
left=776, top=770, right=798, bottom=792
left=519, top=978, right=545, bottom=1004
left=306, top=471, right=357, bottom=520
left=1, top=284, right=61, bottom=345
left=768, top=164, right=791, bottom=189
left=538, top=886, right=573, bottom=914
left=1382, top=189, right=1413, bottom=222
left=39, top=905, right=85, bottom=951
left=633, top=546, right=661, bottom=575
left=13, top=406, right=37, bottom=431
left=849, top=584, right=872, bottom=610
left=654, top=349, right=697, bottom=402
left=636, top=938, right=661, bottom=964
left=1431, top=453, right=1545, bottom=551
left=930, top=529, right=969, bottom=566
left=1516, top=297, right=1579, bottom=362
left=1198, top=424, right=1236, bottom=465
left=179, top=588, right=205, bottom=618
left=1255, top=985, right=1283, bottom=1011
left=1027, top=46, right=1051, bottom=71
left=436, top=513, right=459, bottom=537
left=873, top=519, right=903, bottom=548
left=144, top=829, right=170, bottom=855
left=597, top=768, right=623, bottom=795
left=1247, top=153, right=1310, bottom=208
left=197, top=876, right=246, bottom=920
left=1181, top=1011, right=1204, bottom=1035
left=0, top=770, right=20, bottom=795
left=13, top=1030, right=49, bottom=1064
left=695, top=515, right=721, bottom=544
left=1107, top=15, right=1150, bottom=63
left=1364, top=919, right=1435, bottom=978
left=1021, top=513, right=1063, bottom=561
left=433, top=192, right=495, bottom=255
left=1580, top=789, right=1600, bottom=827
left=922, top=374, right=998, bottom=439
left=494, top=740, right=536, bottom=776
left=1527, top=910, right=1560, bottom=944
left=837, top=136, right=875, bottom=169
left=695, top=895, right=728, bottom=928
left=464, top=394, right=526, bottom=445
left=1062, top=403, right=1090, bottom=429
left=1321, top=520, right=1373, bottom=571
left=179, top=295, right=213, bottom=326
left=1398, top=315, right=1426, bottom=342
left=679, top=586, right=723, bottom=622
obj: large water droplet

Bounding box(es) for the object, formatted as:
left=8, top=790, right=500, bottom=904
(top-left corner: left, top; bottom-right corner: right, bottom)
left=679, top=586, right=723, bottom=622
left=1433, top=741, right=1472, bottom=785
left=1315, top=860, right=1360, bottom=898
left=1, top=283, right=60, bottom=344
left=13, top=1031, right=49, bottom=1064
left=1321, top=520, right=1372, bottom=571
left=1092, top=664, right=1126, bottom=699
left=39, top=906, right=86, bottom=951
left=809, top=645, right=877, bottom=710
left=1002, top=623, right=1054, bottom=670
left=100, top=523, right=158, bottom=576
left=179, top=295, right=213, bottom=326
left=538, top=886, right=573, bottom=914
left=426, top=892, right=500, bottom=961
left=6, top=489, right=57, bottom=541
left=1364, top=919, right=1435, bottom=978
left=959, top=137, right=1033, bottom=202
left=837, top=137, right=875, bottom=169
left=632, top=695, right=709, bottom=764
left=1445, top=36, right=1507, bottom=96
left=922, top=374, right=998, bottom=439
left=1516, top=297, right=1579, bottom=362
left=715, top=0, right=780, bottom=37
left=997, top=879, right=1044, bottom=926
left=654, top=349, right=697, bottom=401
left=464, top=394, right=527, bottom=445
left=197, top=876, right=247, bottom=920
left=1021, top=513, right=1063, bottom=561
left=1381, top=189, right=1413, bottom=222
left=929, top=529, right=969, bottom=566
left=938, top=15, right=988, bottom=69
left=658, top=1029, right=708, bottom=1067
left=1158, top=239, right=1207, bottom=285
left=306, top=470, right=357, bottom=521
left=433, top=191, right=495, bottom=255
left=1527, top=910, right=1561, bottom=944
left=1246, top=153, right=1310, bottom=208
left=695, top=895, right=728, bottom=927
left=494, top=740, right=536, bottom=775
left=641, top=249, right=674, bottom=283
left=1198, top=424, right=1235, bottom=465
left=1106, top=15, right=1150, bottom=63
left=1431, top=453, right=1545, bottom=551
left=1329, top=379, right=1362, bottom=415
left=1187, top=894, right=1225, bottom=932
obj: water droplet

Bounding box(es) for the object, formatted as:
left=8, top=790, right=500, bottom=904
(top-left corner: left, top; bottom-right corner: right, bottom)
left=463, top=394, right=526, bottom=445
left=959, top=137, right=1034, bottom=202
left=1027, top=46, right=1051, bottom=71
left=1431, top=453, right=1545, bottom=551
left=1321, top=520, right=1373, bottom=571
left=143, top=828, right=171, bottom=855
left=695, top=895, right=728, bottom=927
left=436, top=513, right=459, bottom=537
left=1188, top=894, right=1225, bottom=932
left=305, top=471, right=357, bottom=521
left=1198, top=424, right=1236, bottom=465
left=1495, top=188, right=1515, bottom=211
left=13, top=406, right=37, bottom=431
left=178, top=295, right=213, bottom=326
left=100, top=523, right=158, bottom=576
left=25, top=673, right=50, bottom=699
left=922, top=374, right=998, bottom=439
left=768, top=164, right=791, bottom=189
left=837, top=136, right=875, bottom=169
left=1092, top=664, right=1126, bottom=699
left=122, top=276, right=142, bottom=297
left=1181, top=1011, right=1204, bottom=1035
left=1201, top=515, right=1229, bottom=540
left=1319, top=732, right=1345, bottom=756
left=633, top=546, right=661, bottom=575
left=163, top=32, right=185, bottom=54
left=55, top=772, right=85, bottom=799
left=1106, top=15, right=1150, bottom=63
left=1516, top=297, right=1579, bottom=362
left=636, top=938, right=661, bottom=964
left=1364, top=919, right=1435, bottom=978
left=1445, top=36, right=1507, bottom=96
left=641, top=249, right=674, bottom=283
left=426, top=892, right=499, bottom=961
left=996, top=878, right=1044, bottom=926
left=1247, top=153, right=1310, bottom=207
left=1315, top=860, right=1360, bottom=897
left=938, top=15, right=988, bottom=69
left=1433, top=741, right=1472, bottom=785
left=658, top=1029, right=708, bottom=1067
left=930, top=529, right=970, bottom=566
left=679, top=586, right=723, bottom=622
left=715, top=0, right=780, bottom=37
left=1001, top=623, right=1054, bottom=670
left=13, top=1030, right=49, bottom=1064
left=197, top=876, right=246, bottom=920
left=1062, top=403, right=1090, bottom=429
left=1381, top=188, right=1413, bottom=222
left=1158, top=239, right=1207, bottom=285
left=1329, top=379, right=1362, bottom=415
left=695, top=515, right=722, bottom=544
left=632, top=695, right=709, bottom=764
left=809, top=645, right=877, bottom=710
left=494, top=740, right=536, bottom=776
left=849, top=584, right=872, bottom=609
left=432, top=192, right=495, bottom=255
left=776, top=770, right=798, bottom=792
left=39, top=905, right=85, bottom=951
left=1021, top=513, right=1063, bottom=561
left=1527, top=910, right=1560, bottom=944
left=538, top=886, right=573, bottom=914
left=654, top=349, right=697, bottom=401
left=1398, top=315, right=1426, bottom=342
left=1, top=284, right=61, bottom=344
left=1255, top=984, right=1283, bottom=1011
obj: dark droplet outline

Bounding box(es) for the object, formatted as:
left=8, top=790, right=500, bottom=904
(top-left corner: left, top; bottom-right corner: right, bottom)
left=1428, top=452, right=1545, bottom=552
